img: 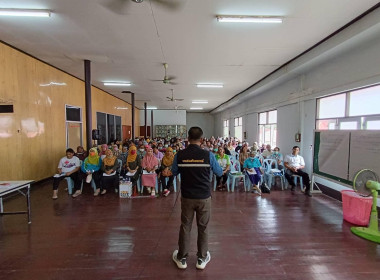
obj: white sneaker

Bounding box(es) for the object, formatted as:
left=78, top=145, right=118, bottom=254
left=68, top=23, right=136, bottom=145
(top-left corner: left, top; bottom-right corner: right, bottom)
left=172, top=250, right=187, bottom=269
left=147, top=187, right=152, bottom=194
left=72, top=190, right=81, bottom=198
left=151, top=190, right=156, bottom=197
left=196, top=251, right=211, bottom=270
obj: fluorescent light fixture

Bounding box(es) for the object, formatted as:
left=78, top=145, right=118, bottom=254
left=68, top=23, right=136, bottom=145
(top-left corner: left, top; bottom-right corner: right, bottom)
left=103, top=82, right=132, bottom=86
left=216, top=15, right=283, bottom=23
left=190, top=107, right=203, bottom=110
left=196, top=84, right=223, bottom=88
left=147, top=107, right=157, bottom=110
left=0, top=9, right=51, bottom=17
left=115, top=107, right=128, bottom=110
left=192, top=100, right=208, bottom=104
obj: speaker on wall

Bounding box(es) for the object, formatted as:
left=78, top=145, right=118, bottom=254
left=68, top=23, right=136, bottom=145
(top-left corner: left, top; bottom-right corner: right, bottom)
left=92, top=129, right=100, bottom=140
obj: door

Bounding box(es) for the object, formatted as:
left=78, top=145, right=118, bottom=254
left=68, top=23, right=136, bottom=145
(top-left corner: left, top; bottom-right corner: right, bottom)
left=123, top=125, right=131, bottom=141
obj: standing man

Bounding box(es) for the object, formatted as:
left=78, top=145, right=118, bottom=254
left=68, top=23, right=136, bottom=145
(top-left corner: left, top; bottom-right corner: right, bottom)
left=284, top=146, right=312, bottom=197
left=171, top=127, right=223, bottom=270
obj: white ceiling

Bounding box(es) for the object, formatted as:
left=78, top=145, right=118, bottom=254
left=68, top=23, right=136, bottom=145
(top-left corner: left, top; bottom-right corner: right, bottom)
left=0, top=0, right=379, bottom=111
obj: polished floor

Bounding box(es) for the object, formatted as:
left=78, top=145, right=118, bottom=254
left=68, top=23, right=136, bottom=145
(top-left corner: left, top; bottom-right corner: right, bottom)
left=1, top=180, right=380, bottom=280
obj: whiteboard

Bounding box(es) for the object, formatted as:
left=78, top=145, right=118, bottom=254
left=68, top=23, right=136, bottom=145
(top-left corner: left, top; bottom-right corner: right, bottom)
left=349, top=131, right=380, bottom=181
left=318, top=131, right=350, bottom=180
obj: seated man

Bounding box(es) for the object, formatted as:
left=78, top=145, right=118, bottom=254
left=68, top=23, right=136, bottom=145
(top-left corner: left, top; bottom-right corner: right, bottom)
left=52, top=148, right=81, bottom=200
left=284, top=146, right=312, bottom=197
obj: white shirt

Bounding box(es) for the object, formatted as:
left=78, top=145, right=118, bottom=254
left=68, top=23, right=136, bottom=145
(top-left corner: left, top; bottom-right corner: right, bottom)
left=284, top=154, right=305, bottom=168
left=262, top=150, right=273, bottom=158
left=58, top=156, right=80, bottom=173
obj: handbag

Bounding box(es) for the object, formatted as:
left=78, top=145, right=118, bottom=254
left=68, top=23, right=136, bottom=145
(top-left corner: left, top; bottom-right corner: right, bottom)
left=260, top=182, right=271, bottom=194
left=161, top=167, right=173, bottom=177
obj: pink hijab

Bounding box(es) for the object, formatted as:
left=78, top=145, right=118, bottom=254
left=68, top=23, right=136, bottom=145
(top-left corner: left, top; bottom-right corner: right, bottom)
left=142, top=147, right=159, bottom=169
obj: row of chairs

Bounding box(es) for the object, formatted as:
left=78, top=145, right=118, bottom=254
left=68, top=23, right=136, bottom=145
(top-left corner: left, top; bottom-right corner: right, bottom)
left=65, top=159, right=180, bottom=195
left=212, top=155, right=304, bottom=192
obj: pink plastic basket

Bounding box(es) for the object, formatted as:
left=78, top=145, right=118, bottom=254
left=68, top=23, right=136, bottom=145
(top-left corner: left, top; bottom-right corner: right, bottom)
left=341, top=190, right=373, bottom=226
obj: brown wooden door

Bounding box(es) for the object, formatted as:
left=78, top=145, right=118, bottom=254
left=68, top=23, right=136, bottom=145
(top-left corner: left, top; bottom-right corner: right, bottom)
left=139, top=126, right=151, bottom=138
left=122, top=125, right=131, bottom=141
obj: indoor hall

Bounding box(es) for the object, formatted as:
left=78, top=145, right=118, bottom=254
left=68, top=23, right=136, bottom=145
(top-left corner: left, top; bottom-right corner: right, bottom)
left=2, top=181, right=380, bottom=280
left=1, top=1, right=380, bottom=279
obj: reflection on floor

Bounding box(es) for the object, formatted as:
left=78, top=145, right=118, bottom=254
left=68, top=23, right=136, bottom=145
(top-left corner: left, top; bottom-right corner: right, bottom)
left=1, top=180, right=380, bottom=280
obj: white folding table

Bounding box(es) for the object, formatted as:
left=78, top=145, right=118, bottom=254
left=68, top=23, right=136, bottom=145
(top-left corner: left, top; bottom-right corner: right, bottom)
left=0, top=180, right=34, bottom=224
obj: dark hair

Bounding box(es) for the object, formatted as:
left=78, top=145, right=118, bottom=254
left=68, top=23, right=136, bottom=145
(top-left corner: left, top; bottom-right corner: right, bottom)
left=188, top=127, right=203, bottom=141
left=152, top=145, right=157, bottom=149
left=66, top=148, right=75, bottom=154
left=292, top=146, right=300, bottom=150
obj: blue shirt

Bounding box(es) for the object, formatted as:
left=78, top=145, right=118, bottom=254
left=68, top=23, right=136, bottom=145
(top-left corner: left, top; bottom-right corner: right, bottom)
left=243, top=157, right=262, bottom=169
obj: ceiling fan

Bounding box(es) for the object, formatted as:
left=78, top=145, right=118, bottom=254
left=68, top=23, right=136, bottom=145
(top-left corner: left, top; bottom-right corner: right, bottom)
left=104, top=0, right=183, bottom=14
left=151, top=63, right=177, bottom=85
left=166, top=89, right=183, bottom=102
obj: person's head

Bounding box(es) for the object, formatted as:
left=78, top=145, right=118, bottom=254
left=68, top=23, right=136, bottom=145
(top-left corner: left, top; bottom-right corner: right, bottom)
left=77, top=146, right=84, bottom=153
left=266, top=144, right=271, bottom=151
left=200, top=143, right=206, bottom=149
left=113, top=144, right=119, bottom=151
left=89, top=148, right=98, bottom=157
left=105, top=149, right=113, bottom=158
left=292, top=146, right=300, bottom=155
left=66, top=148, right=75, bottom=159
left=146, top=147, right=153, bottom=155
left=242, top=145, right=248, bottom=152
left=129, top=145, right=137, bottom=155
left=165, top=147, right=173, bottom=156
left=273, top=147, right=280, bottom=154
left=188, top=127, right=203, bottom=143
left=122, top=146, right=128, bottom=153
left=101, top=144, right=108, bottom=151
left=158, top=143, right=163, bottom=149
left=249, top=150, right=256, bottom=158
left=218, top=146, right=224, bottom=155
left=152, top=145, right=158, bottom=153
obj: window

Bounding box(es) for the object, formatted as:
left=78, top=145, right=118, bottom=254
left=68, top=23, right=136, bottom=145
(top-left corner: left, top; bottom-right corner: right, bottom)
left=223, top=120, right=229, bottom=138
left=258, top=110, right=277, bottom=147
left=65, top=105, right=82, bottom=149
left=96, top=112, right=122, bottom=144
left=234, top=117, right=243, bottom=141
left=316, top=84, right=380, bottom=130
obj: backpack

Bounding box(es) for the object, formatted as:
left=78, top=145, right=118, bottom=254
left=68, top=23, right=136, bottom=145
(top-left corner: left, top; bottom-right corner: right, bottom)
left=260, top=182, right=271, bottom=193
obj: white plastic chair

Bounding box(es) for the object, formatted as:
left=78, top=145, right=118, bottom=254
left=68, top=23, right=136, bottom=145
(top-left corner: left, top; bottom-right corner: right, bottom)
left=228, top=155, right=247, bottom=192
left=263, top=159, right=285, bottom=190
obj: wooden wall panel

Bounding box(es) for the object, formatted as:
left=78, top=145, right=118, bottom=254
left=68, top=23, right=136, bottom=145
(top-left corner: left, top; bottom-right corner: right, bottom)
left=0, top=42, right=139, bottom=182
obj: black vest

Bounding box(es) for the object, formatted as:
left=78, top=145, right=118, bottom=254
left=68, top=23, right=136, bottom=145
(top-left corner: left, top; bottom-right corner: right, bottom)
left=176, top=144, right=212, bottom=199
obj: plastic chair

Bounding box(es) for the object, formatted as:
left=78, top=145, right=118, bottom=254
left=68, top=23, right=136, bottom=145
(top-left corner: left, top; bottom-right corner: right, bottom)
left=263, top=159, right=285, bottom=190
left=140, top=173, right=159, bottom=194
left=162, top=176, right=177, bottom=192
left=228, top=155, right=247, bottom=192
left=65, top=177, right=96, bottom=194
left=285, top=169, right=304, bottom=191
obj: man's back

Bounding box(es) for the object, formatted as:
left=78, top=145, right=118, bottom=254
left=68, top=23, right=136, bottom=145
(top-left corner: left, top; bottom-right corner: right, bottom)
left=175, top=144, right=213, bottom=199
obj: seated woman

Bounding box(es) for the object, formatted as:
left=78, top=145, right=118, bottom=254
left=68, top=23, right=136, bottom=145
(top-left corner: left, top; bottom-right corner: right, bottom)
left=123, top=145, right=141, bottom=193
left=239, top=144, right=249, bottom=171
left=141, top=147, right=159, bottom=197
left=243, top=150, right=263, bottom=195
left=79, top=148, right=102, bottom=197
left=100, top=149, right=120, bottom=195
left=52, top=148, right=81, bottom=200
left=99, top=144, right=108, bottom=160
left=159, top=147, right=174, bottom=197
left=215, top=146, right=231, bottom=191
left=75, top=146, right=87, bottom=161
left=269, top=147, right=284, bottom=170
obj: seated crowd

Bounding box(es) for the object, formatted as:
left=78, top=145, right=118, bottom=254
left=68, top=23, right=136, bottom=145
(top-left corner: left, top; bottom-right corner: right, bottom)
left=51, top=135, right=311, bottom=199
